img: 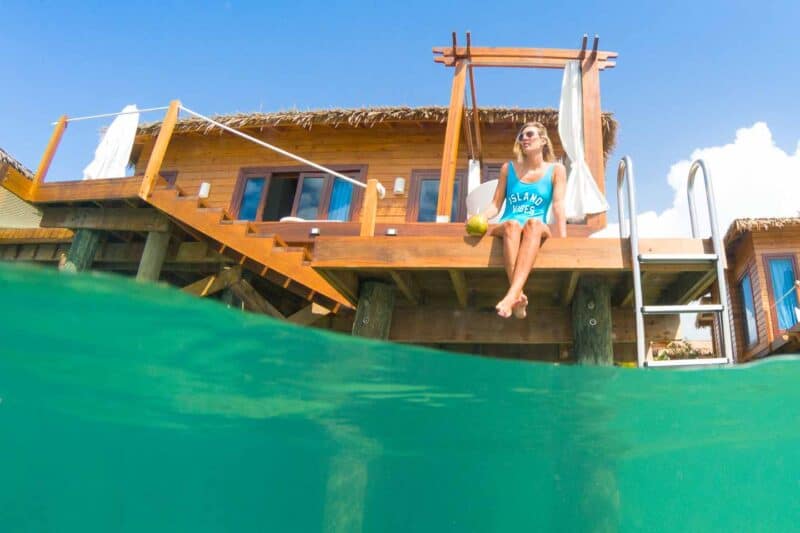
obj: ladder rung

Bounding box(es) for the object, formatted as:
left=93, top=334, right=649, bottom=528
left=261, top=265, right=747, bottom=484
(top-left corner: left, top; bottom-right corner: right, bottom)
left=639, top=253, right=718, bottom=264
left=642, top=304, right=723, bottom=315
left=645, top=357, right=731, bottom=368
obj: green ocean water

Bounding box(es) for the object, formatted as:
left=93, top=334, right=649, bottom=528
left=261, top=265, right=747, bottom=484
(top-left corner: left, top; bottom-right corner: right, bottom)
left=1, top=263, right=799, bottom=532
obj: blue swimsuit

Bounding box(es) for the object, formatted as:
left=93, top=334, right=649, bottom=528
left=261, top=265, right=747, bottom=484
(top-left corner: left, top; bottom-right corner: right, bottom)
left=498, top=162, right=554, bottom=225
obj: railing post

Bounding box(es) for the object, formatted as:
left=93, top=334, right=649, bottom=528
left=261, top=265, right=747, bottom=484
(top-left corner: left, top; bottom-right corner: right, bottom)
left=359, top=178, right=379, bottom=237
left=139, top=100, right=181, bottom=199
left=436, top=60, right=467, bottom=223
left=31, top=115, right=68, bottom=198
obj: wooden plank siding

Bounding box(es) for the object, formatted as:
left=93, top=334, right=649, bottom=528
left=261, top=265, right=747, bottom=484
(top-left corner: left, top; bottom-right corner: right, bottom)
left=132, top=122, right=569, bottom=226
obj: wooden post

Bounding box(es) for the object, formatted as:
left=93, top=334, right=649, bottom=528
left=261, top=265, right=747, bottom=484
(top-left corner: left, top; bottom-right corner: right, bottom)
left=136, top=230, right=171, bottom=282
left=581, top=56, right=606, bottom=230
left=59, top=228, right=102, bottom=273
left=32, top=115, right=68, bottom=198
left=571, top=275, right=613, bottom=365
left=139, top=100, right=181, bottom=199
left=436, top=60, right=467, bottom=223
left=352, top=281, right=395, bottom=339
left=359, top=178, right=379, bottom=237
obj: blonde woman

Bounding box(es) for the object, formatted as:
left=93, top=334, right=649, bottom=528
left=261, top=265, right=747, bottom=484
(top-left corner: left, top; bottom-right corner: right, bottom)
left=480, top=122, right=567, bottom=318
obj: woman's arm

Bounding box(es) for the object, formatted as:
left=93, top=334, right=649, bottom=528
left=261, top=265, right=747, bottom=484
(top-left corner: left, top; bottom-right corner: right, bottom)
left=551, top=163, right=567, bottom=238
left=480, top=163, right=508, bottom=220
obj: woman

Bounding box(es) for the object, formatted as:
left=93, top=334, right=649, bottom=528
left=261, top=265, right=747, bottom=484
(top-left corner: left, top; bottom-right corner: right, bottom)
left=479, top=122, right=566, bottom=318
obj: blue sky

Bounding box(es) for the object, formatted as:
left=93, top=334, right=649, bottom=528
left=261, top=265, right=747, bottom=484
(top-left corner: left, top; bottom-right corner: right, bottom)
left=2, top=0, right=799, bottom=219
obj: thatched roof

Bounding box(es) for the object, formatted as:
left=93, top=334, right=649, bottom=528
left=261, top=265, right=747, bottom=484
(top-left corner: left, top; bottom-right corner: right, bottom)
left=138, top=106, right=618, bottom=157
left=0, top=147, right=33, bottom=179
left=724, top=217, right=800, bottom=246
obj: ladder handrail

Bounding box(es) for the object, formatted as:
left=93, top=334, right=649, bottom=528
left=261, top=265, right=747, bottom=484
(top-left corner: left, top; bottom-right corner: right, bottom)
left=616, top=156, right=647, bottom=367
left=686, top=159, right=734, bottom=362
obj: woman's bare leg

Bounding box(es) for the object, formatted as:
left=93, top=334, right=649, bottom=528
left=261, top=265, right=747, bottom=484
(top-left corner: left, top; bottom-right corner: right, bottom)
left=496, top=219, right=549, bottom=318
left=491, top=221, right=522, bottom=285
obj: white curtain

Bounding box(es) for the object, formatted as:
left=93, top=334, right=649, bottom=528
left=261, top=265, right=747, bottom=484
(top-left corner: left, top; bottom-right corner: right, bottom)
left=83, top=104, right=140, bottom=180
left=558, top=61, right=608, bottom=221
left=467, top=159, right=481, bottom=195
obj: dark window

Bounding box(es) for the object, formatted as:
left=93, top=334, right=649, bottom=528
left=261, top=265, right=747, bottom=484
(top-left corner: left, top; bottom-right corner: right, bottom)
left=765, top=256, right=799, bottom=331
left=407, top=170, right=466, bottom=222
left=233, top=168, right=364, bottom=221
left=738, top=272, right=758, bottom=348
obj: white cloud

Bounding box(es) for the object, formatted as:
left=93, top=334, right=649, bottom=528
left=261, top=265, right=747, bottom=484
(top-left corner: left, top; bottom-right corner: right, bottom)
left=593, top=123, right=800, bottom=340
left=595, top=122, right=800, bottom=239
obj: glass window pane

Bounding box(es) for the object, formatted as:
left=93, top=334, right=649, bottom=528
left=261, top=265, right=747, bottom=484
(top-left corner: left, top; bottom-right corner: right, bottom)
left=739, top=274, right=758, bottom=347
left=296, top=177, right=324, bottom=219
left=328, top=178, right=353, bottom=221
left=417, top=178, right=461, bottom=222
left=262, top=175, right=298, bottom=221
left=239, top=177, right=265, bottom=220
left=418, top=179, right=438, bottom=222
left=768, top=258, right=799, bottom=330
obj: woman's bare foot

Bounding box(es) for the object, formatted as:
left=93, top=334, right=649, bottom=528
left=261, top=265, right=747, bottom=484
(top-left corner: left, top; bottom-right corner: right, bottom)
left=495, top=292, right=520, bottom=318
left=512, top=293, right=528, bottom=319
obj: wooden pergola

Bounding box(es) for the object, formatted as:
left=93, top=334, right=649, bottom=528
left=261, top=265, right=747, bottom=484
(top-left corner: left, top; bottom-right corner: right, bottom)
left=433, top=33, right=617, bottom=229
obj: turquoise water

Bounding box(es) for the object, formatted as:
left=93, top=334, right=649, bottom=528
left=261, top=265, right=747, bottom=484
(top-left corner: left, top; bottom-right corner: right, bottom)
left=1, top=263, right=799, bottom=532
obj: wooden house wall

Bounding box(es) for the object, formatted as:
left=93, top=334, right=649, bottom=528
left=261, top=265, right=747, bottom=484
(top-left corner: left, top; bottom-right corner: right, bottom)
left=728, top=227, right=800, bottom=361
left=134, top=122, right=566, bottom=225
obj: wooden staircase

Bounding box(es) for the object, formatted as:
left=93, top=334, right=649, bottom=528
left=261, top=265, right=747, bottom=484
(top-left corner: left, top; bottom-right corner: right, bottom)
left=144, top=184, right=352, bottom=310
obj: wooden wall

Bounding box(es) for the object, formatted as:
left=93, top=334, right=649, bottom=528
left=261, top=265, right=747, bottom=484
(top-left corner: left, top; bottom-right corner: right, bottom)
left=135, top=122, right=567, bottom=225
left=727, top=227, right=800, bottom=361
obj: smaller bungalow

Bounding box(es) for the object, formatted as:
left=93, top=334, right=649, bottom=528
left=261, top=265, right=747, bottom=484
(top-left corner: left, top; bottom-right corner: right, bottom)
left=724, top=217, right=800, bottom=360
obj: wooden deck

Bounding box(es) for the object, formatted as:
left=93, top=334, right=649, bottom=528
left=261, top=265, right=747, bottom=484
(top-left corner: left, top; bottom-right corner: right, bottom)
left=311, top=235, right=718, bottom=308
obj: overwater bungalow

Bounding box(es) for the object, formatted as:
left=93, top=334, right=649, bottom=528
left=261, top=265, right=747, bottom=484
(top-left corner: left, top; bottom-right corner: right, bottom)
left=0, top=36, right=737, bottom=367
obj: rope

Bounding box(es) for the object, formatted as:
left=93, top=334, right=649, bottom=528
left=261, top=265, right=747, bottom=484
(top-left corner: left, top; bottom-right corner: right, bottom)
left=178, top=105, right=386, bottom=198
left=52, top=106, right=170, bottom=125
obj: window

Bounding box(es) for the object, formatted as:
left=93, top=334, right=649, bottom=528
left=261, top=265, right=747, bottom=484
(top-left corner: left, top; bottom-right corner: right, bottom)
left=765, top=256, right=799, bottom=332
left=232, top=167, right=365, bottom=222
left=738, top=272, right=758, bottom=348
left=407, top=170, right=467, bottom=222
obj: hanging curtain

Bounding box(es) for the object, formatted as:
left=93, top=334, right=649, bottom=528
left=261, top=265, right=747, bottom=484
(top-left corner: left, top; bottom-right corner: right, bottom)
left=558, top=61, right=608, bottom=222
left=768, top=258, right=799, bottom=330
left=327, top=177, right=353, bottom=221
left=83, top=104, right=140, bottom=180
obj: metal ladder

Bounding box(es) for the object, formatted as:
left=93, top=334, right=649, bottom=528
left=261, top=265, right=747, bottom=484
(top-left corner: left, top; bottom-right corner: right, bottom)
left=617, top=157, right=734, bottom=368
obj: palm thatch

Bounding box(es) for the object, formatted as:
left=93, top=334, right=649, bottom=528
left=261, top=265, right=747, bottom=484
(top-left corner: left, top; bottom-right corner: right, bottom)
left=138, top=106, right=618, bottom=158
left=725, top=217, right=800, bottom=246
left=0, top=147, right=33, bottom=180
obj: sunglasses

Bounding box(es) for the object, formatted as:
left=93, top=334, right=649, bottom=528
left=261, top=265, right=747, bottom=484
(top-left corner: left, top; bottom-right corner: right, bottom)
left=517, top=130, right=538, bottom=142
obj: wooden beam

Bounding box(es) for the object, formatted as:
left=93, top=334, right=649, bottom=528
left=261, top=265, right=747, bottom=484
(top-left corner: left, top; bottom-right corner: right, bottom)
left=433, top=46, right=618, bottom=61
left=448, top=269, right=468, bottom=307
left=436, top=60, right=467, bottom=222
left=581, top=55, right=606, bottom=229
left=572, top=276, right=613, bottom=365
left=468, top=65, right=483, bottom=160
left=59, top=228, right=102, bottom=273
left=312, top=237, right=714, bottom=271
left=389, top=270, right=422, bottom=305
left=33, top=176, right=142, bottom=204
left=657, top=270, right=717, bottom=305
left=287, top=303, right=331, bottom=326
left=352, top=281, right=395, bottom=339
left=437, top=56, right=615, bottom=70
left=0, top=228, right=73, bottom=244
left=229, top=279, right=285, bottom=318
left=139, top=100, right=180, bottom=198
left=32, top=115, right=67, bottom=194
left=359, top=178, right=378, bottom=237
left=182, top=265, right=242, bottom=297
left=136, top=230, right=172, bottom=282
left=561, top=271, right=580, bottom=306
left=40, top=207, right=170, bottom=232
left=389, top=306, right=678, bottom=344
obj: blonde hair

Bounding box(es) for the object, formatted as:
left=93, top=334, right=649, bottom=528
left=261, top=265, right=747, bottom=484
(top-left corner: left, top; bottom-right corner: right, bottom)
left=512, top=122, right=554, bottom=162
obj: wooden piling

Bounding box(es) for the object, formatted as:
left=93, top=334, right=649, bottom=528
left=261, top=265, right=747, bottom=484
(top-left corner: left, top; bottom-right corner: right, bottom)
left=351, top=281, right=395, bottom=339
left=571, top=275, right=613, bottom=365
left=59, top=228, right=102, bottom=273
left=136, top=231, right=171, bottom=282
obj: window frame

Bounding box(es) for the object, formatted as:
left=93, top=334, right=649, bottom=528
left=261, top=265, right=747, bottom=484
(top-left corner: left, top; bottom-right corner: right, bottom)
left=762, top=253, right=800, bottom=336
left=406, top=169, right=468, bottom=223
left=231, top=165, right=367, bottom=222
left=736, top=268, right=759, bottom=349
